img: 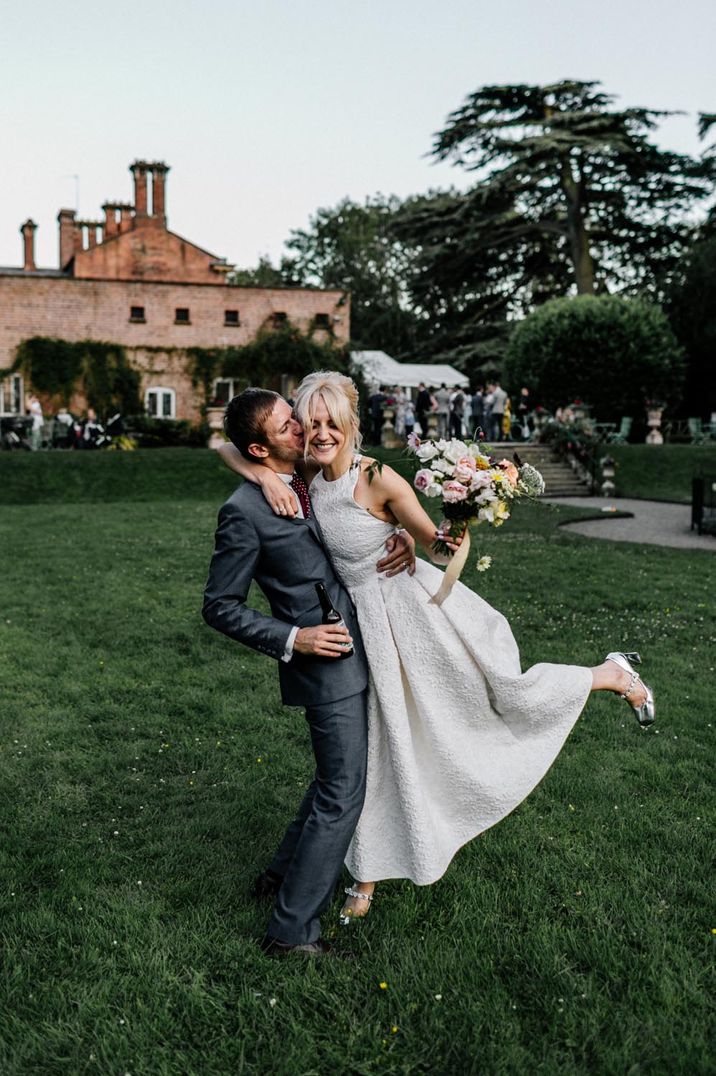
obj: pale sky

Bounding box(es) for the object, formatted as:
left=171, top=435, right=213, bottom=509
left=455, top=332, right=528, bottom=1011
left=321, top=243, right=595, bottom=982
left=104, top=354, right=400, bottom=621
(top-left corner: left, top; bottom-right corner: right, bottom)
left=1, top=0, right=714, bottom=271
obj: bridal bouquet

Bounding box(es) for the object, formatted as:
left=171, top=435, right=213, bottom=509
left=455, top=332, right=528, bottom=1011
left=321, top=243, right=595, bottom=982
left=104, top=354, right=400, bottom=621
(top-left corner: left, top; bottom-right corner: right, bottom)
left=407, top=432, right=545, bottom=602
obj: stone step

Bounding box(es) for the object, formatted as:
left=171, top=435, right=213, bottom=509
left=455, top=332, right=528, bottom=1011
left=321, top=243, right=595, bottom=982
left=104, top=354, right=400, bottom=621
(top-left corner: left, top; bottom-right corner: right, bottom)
left=490, top=442, right=592, bottom=495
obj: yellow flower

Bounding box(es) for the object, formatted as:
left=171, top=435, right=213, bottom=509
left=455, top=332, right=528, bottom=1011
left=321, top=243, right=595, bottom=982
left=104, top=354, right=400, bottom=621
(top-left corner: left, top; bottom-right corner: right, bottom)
left=391, top=1026, right=399, bottom=1034
left=379, top=981, right=388, bottom=990
left=475, top=456, right=490, bottom=470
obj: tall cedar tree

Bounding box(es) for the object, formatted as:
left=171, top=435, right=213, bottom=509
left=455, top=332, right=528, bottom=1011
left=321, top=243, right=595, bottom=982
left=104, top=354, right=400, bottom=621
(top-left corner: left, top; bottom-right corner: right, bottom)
left=664, top=112, right=716, bottom=415
left=393, top=81, right=716, bottom=373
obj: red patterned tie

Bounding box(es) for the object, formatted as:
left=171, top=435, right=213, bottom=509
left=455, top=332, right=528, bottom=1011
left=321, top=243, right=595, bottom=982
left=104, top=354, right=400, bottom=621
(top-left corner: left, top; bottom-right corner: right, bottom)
left=290, top=472, right=311, bottom=519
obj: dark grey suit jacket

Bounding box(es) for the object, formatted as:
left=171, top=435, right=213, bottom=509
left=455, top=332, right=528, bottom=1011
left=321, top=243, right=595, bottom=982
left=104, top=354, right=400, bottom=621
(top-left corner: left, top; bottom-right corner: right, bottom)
left=202, top=481, right=369, bottom=707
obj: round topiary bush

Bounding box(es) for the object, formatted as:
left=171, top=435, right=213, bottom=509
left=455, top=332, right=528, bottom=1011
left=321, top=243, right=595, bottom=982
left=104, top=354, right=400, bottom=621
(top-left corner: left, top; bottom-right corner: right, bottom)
left=503, top=295, right=685, bottom=418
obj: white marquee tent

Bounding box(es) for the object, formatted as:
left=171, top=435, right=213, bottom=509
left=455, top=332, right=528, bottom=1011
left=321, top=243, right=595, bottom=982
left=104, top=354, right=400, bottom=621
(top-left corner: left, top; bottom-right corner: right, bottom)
left=350, top=350, right=469, bottom=392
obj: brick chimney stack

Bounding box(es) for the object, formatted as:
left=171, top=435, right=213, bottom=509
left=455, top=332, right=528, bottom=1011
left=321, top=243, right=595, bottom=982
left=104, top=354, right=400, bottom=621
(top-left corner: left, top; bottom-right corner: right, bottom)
left=131, top=161, right=149, bottom=217
left=103, top=203, right=120, bottom=238
left=119, top=204, right=133, bottom=233
left=20, top=219, right=37, bottom=271
left=151, top=162, right=169, bottom=224
left=57, top=208, right=76, bottom=269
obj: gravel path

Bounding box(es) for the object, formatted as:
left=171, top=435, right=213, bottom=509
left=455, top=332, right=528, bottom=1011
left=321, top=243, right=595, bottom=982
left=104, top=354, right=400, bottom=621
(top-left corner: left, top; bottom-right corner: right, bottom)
left=545, top=497, right=716, bottom=551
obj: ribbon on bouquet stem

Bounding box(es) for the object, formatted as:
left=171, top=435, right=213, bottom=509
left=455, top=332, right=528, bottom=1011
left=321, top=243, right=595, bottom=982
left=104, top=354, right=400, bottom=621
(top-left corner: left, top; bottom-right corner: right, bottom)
left=429, top=524, right=470, bottom=606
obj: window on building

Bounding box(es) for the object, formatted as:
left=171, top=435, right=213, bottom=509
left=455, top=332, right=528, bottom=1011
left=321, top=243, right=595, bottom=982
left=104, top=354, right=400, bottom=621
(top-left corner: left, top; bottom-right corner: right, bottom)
left=0, top=373, right=23, bottom=415
left=272, top=312, right=288, bottom=329
left=314, top=313, right=331, bottom=330
left=212, top=378, right=242, bottom=405
left=175, top=307, right=190, bottom=324
left=130, top=305, right=146, bottom=322
left=224, top=309, right=240, bottom=326
left=145, top=387, right=176, bottom=419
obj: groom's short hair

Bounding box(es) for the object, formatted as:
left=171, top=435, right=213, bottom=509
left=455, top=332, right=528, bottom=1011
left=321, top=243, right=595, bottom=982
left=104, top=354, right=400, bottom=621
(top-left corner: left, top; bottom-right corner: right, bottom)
left=225, top=388, right=281, bottom=458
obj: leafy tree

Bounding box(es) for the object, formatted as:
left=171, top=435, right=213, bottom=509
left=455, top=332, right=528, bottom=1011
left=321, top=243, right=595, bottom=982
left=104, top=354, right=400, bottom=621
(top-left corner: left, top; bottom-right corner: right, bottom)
left=281, top=196, right=421, bottom=356
left=221, top=324, right=346, bottom=388
left=503, top=295, right=685, bottom=419
left=228, top=256, right=287, bottom=288
left=666, top=233, right=716, bottom=416
left=391, top=186, right=574, bottom=374
left=428, top=80, right=715, bottom=296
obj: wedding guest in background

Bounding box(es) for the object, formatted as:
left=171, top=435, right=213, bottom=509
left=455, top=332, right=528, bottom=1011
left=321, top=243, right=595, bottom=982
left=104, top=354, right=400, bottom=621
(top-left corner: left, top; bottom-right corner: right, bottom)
left=53, top=405, right=74, bottom=449
left=483, top=383, right=494, bottom=439
left=450, top=385, right=466, bottom=438
left=368, top=387, right=386, bottom=445
left=403, top=397, right=415, bottom=439
left=517, top=387, right=532, bottom=440
left=434, top=383, right=451, bottom=438
left=393, top=386, right=408, bottom=438
left=490, top=379, right=508, bottom=442
left=470, top=386, right=484, bottom=437
left=415, top=382, right=431, bottom=436
left=27, top=394, right=44, bottom=451
left=502, top=396, right=513, bottom=441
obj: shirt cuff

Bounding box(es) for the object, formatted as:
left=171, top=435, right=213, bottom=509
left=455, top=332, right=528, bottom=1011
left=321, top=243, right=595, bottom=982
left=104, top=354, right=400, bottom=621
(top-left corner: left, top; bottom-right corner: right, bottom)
left=281, top=626, right=299, bottom=663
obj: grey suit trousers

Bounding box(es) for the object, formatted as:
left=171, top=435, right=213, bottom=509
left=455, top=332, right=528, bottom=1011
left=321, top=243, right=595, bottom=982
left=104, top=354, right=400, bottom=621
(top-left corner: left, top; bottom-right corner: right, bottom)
left=266, top=689, right=368, bottom=945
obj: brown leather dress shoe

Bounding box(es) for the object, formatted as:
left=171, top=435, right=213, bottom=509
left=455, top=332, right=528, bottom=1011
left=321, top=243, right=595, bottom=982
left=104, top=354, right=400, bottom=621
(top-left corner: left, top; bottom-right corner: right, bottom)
left=251, top=870, right=283, bottom=901
left=260, top=935, right=334, bottom=958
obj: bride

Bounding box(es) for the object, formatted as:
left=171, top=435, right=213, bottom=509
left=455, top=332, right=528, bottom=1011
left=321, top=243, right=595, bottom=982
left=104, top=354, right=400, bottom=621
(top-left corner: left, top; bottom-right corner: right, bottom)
left=220, top=371, right=655, bottom=924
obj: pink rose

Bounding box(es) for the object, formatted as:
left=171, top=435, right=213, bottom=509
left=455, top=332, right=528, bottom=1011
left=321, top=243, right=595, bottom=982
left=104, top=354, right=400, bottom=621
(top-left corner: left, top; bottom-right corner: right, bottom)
left=442, top=480, right=469, bottom=503
left=454, top=456, right=476, bottom=483
left=414, top=468, right=434, bottom=492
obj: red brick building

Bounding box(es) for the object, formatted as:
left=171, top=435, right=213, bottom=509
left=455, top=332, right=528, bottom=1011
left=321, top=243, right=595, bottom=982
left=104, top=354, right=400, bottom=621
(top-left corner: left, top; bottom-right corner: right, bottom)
left=0, top=160, right=349, bottom=421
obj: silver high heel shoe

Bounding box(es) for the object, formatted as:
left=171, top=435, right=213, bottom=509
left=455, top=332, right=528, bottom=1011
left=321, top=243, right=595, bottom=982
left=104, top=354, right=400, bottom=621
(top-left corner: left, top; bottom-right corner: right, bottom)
left=606, top=651, right=655, bottom=726
left=339, top=886, right=374, bottom=926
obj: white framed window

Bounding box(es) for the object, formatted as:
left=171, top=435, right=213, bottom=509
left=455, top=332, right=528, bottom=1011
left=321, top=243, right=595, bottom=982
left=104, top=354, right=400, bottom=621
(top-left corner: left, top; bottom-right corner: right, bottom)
left=212, top=378, right=242, bottom=405
left=0, top=373, right=23, bottom=415
left=145, top=387, right=176, bottom=419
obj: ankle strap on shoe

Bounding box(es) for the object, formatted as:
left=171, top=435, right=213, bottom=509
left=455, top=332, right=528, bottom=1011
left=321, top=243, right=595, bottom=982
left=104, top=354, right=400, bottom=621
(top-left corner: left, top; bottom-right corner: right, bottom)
left=344, top=886, right=373, bottom=902
left=621, top=671, right=640, bottom=700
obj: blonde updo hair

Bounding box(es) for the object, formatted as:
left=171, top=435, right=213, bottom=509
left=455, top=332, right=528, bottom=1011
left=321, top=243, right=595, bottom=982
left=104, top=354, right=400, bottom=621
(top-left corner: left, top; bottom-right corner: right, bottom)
left=294, top=370, right=363, bottom=455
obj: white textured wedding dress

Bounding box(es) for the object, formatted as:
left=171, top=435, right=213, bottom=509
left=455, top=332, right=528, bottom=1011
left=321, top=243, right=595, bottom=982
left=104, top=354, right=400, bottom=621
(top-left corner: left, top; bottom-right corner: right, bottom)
left=309, top=458, right=593, bottom=885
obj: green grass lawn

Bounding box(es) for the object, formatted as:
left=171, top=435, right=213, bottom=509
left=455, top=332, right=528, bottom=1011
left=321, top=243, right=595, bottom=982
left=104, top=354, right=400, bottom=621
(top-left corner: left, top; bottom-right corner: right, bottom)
left=607, top=444, right=716, bottom=502
left=1, top=451, right=714, bottom=1074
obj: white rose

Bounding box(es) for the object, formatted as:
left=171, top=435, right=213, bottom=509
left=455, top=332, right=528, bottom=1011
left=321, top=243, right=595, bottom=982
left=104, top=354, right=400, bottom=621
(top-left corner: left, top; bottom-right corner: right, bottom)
left=431, top=457, right=454, bottom=475
left=426, top=482, right=443, bottom=497
left=443, top=439, right=469, bottom=464
left=416, top=442, right=438, bottom=462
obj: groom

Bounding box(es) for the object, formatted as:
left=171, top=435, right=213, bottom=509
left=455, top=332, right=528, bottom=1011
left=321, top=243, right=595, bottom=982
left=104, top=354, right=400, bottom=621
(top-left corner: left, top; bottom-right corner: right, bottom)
left=202, top=388, right=414, bottom=957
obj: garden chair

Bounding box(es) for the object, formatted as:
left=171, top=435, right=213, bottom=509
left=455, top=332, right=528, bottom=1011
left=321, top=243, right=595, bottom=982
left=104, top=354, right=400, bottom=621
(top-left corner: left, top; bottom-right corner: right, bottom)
left=607, top=416, right=632, bottom=444
left=688, top=418, right=705, bottom=445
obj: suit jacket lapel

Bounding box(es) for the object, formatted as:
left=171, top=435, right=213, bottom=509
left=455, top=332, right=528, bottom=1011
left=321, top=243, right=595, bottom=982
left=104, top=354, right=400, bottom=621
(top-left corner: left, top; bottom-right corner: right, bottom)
left=245, top=483, right=326, bottom=552
left=243, top=483, right=350, bottom=593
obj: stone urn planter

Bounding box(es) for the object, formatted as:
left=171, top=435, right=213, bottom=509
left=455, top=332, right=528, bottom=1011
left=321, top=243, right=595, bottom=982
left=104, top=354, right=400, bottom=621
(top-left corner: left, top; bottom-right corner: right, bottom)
left=206, top=406, right=226, bottom=449
left=600, top=454, right=616, bottom=497
left=646, top=407, right=664, bottom=445
left=381, top=405, right=403, bottom=449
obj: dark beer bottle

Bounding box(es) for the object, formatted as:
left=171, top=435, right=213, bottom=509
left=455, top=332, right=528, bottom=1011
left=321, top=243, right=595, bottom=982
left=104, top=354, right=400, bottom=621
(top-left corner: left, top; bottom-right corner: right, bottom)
left=314, top=582, right=354, bottom=658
